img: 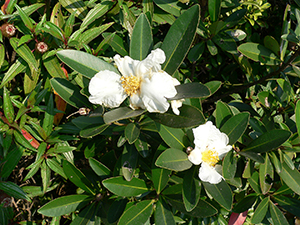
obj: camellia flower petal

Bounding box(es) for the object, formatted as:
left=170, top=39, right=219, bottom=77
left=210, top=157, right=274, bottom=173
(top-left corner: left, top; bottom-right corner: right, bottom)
left=188, top=121, right=232, bottom=184
left=88, top=49, right=182, bottom=114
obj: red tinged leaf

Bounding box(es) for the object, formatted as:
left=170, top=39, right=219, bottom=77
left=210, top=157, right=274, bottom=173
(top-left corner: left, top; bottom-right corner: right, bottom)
left=54, top=94, right=67, bottom=125
left=21, top=129, right=40, bottom=149
left=228, top=211, right=248, bottom=225
left=1, top=0, right=10, bottom=14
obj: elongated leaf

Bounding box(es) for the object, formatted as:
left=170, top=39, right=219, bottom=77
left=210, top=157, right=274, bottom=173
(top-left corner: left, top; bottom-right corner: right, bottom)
left=169, top=83, right=211, bottom=100
left=0, top=181, right=30, bottom=201
left=43, top=51, right=66, bottom=78
left=165, top=194, right=217, bottom=218
left=57, top=49, right=119, bottom=79
left=278, top=161, right=300, bottom=195
left=70, top=202, right=96, bottom=225
left=208, top=0, right=221, bottom=22
left=118, top=200, right=153, bottom=225
left=155, top=148, right=192, bottom=171
left=202, top=180, right=233, bottom=210
left=89, top=158, right=111, bottom=180
left=252, top=197, right=269, bottom=224
left=269, top=201, right=289, bottom=225
left=50, top=78, right=92, bottom=109
left=38, top=194, right=92, bottom=217
left=273, top=195, right=300, bottom=217
left=243, top=129, right=291, bottom=153
left=125, top=123, right=140, bottom=144
left=156, top=124, right=189, bottom=150
left=103, top=32, right=128, bottom=56
left=102, top=176, right=149, bottom=197
left=0, top=146, right=23, bottom=178
left=149, top=104, right=205, bottom=128
left=15, top=5, right=34, bottom=31
left=43, top=94, right=55, bottom=137
left=220, top=112, right=250, bottom=145
left=46, top=158, right=67, bottom=179
left=161, top=5, right=200, bottom=75
left=153, top=0, right=181, bottom=17
left=63, top=160, right=95, bottom=195
left=122, top=144, right=138, bottom=181
left=152, top=166, right=171, bottom=194
left=259, top=154, right=273, bottom=194
left=215, top=101, right=232, bottom=128
left=222, top=150, right=237, bottom=180
left=3, top=87, right=14, bottom=124
left=103, top=107, right=145, bottom=124
left=182, top=167, right=201, bottom=212
left=155, top=198, right=175, bottom=225
left=80, top=123, right=109, bottom=138
left=134, top=134, right=150, bottom=158
left=107, top=198, right=128, bottom=224
left=59, top=0, right=88, bottom=19
left=248, top=171, right=262, bottom=194
left=233, top=195, right=257, bottom=213
left=238, top=42, right=281, bottom=65
left=130, top=13, right=153, bottom=60
left=296, top=100, right=300, bottom=137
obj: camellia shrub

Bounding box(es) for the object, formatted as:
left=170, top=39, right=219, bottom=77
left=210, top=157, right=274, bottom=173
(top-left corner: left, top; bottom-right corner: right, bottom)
left=1, top=0, right=300, bottom=224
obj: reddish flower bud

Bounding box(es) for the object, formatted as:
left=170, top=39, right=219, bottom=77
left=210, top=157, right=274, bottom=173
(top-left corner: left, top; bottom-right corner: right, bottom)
left=36, top=41, right=48, bottom=53
left=0, top=23, right=16, bottom=37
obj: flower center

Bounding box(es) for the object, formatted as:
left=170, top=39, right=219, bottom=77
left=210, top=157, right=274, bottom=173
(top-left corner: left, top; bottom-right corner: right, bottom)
left=201, top=149, right=219, bottom=167
left=120, top=75, right=140, bottom=96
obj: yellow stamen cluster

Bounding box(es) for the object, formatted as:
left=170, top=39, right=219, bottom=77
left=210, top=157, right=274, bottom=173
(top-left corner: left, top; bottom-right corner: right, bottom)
left=202, top=149, right=219, bottom=167
left=120, top=75, right=140, bottom=96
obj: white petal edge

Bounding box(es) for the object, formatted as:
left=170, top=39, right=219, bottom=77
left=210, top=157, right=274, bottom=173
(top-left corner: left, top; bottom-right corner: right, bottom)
left=199, top=163, right=224, bottom=184
left=188, top=147, right=202, bottom=165
left=88, top=70, right=127, bottom=108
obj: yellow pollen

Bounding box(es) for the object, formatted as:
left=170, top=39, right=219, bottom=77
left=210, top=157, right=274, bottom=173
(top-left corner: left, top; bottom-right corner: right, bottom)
left=120, top=75, right=140, bottom=96
left=202, top=150, right=219, bottom=167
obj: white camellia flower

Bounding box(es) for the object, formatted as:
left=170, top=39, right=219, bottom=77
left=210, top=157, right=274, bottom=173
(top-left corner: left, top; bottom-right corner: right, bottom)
left=88, top=48, right=183, bottom=115
left=188, top=121, right=232, bottom=184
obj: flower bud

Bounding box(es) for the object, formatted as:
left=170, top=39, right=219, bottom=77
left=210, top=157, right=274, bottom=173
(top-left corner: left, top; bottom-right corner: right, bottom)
left=1, top=23, right=16, bottom=37
left=36, top=41, right=48, bottom=53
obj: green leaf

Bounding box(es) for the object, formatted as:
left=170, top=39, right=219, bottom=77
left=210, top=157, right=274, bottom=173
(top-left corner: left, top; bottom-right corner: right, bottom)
left=155, top=198, right=176, bottom=225
left=46, top=158, right=67, bottom=179
left=0, top=146, right=23, bottom=178
left=0, top=43, right=4, bottom=69
left=207, top=39, right=218, bottom=55
left=102, top=176, right=149, bottom=197
left=202, top=180, right=233, bottom=210
left=41, top=160, right=51, bottom=192
left=264, top=36, right=280, bottom=56
left=248, top=171, right=262, bottom=194
left=243, top=129, right=291, bottom=153
left=15, top=5, right=34, bottom=31
left=182, top=167, right=201, bottom=212
left=250, top=197, right=269, bottom=224
left=50, top=78, right=92, bottom=109
left=130, top=13, right=153, bottom=60
left=79, top=123, right=109, bottom=138
left=278, top=161, right=300, bottom=195
left=102, top=32, right=128, bottom=56
left=152, top=166, right=171, bottom=194
left=80, top=1, right=114, bottom=29
left=149, top=104, right=205, bottom=129
left=233, top=195, right=257, bottom=213
left=3, top=87, right=15, bottom=123
left=57, top=49, right=119, bottom=79
left=296, top=100, right=300, bottom=137
left=134, top=134, right=150, bottom=158
left=88, top=158, right=111, bottom=180
left=273, top=195, right=300, bottom=217
left=237, top=42, right=282, bottom=65
left=169, top=83, right=211, bottom=100
left=239, top=151, right=264, bottom=163
left=63, top=160, right=96, bottom=195
left=215, top=101, right=232, bottom=128
left=125, top=123, right=140, bottom=144
left=107, top=198, right=128, bottom=224
left=212, top=32, right=238, bottom=54
left=153, top=0, right=181, bottom=17
left=156, top=124, right=189, bottom=150
left=59, top=0, right=88, bottom=19
left=155, top=148, right=192, bottom=171
left=122, top=144, right=138, bottom=181
left=165, top=194, right=217, bottom=218
left=208, top=0, right=221, bottom=22
left=222, top=150, right=237, bottom=180
left=38, top=194, right=92, bottom=217
left=118, top=200, right=153, bottom=225
left=0, top=58, right=27, bottom=88
left=0, top=181, right=30, bottom=201
left=43, top=51, right=66, bottom=78
left=220, top=112, right=250, bottom=145
left=161, top=5, right=200, bottom=75
left=188, top=42, right=205, bottom=62
left=43, top=94, right=55, bottom=137
left=103, top=107, right=145, bottom=124
left=269, top=201, right=289, bottom=225
left=70, top=202, right=96, bottom=225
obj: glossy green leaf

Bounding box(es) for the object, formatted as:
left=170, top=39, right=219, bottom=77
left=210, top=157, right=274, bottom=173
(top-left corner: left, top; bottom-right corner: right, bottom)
left=80, top=1, right=114, bottom=29
left=155, top=198, right=176, bottom=225
left=222, top=150, right=237, bottom=180
left=243, top=129, right=291, bottom=153
left=273, top=195, right=300, bottom=217
left=208, top=0, right=221, bottom=22
left=63, top=160, right=96, bottom=195
left=70, top=202, right=96, bottom=225
left=43, top=51, right=66, bottom=78
left=156, top=124, right=189, bottom=150
left=38, top=194, right=92, bottom=217
left=155, top=148, right=192, bottom=171
left=59, top=0, right=88, bottom=19
left=57, top=49, right=119, bottom=79
left=215, top=101, right=232, bottom=128
left=296, top=100, right=300, bottom=137
left=122, top=144, right=138, bottom=181
left=130, top=13, right=153, bottom=60
left=264, top=36, right=280, bottom=56
left=0, top=146, right=23, bottom=178
left=165, top=194, right=218, bottom=218
left=43, top=22, right=65, bottom=41
left=0, top=181, right=30, bottom=201
left=248, top=171, right=262, bottom=194
left=3, top=87, right=15, bottom=124
left=182, top=167, right=201, bottom=212
left=107, top=198, right=128, bottom=224
left=161, top=5, right=200, bottom=75
left=251, top=196, right=269, bottom=224
left=153, top=0, right=181, bottom=17
left=134, top=134, right=149, bottom=158
left=220, top=112, right=250, bottom=145
left=46, top=158, right=67, bottom=179
left=89, top=158, right=111, bottom=180
left=41, top=160, right=51, bottom=192
left=64, top=11, right=76, bottom=37
left=0, top=58, right=27, bottom=88
left=259, top=154, right=273, bottom=194
left=202, top=180, right=233, bottom=210
left=0, top=44, right=4, bottom=68
left=15, top=5, right=34, bottom=31
left=43, top=94, right=54, bottom=137
left=238, top=43, right=281, bottom=65
left=102, top=176, right=149, bottom=197
left=152, top=166, right=171, bottom=194
left=50, top=78, right=92, bottom=109
left=125, top=123, right=140, bottom=144
left=239, top=151, right=264, bottom=163
left=80, top=123, right=109, bottom=138
left=269, top=201, right=289, bottom=225
left=207, top=39, right=218, bottom=55
left=118, top=200, right=153, bottom=225
left=104, top=107, right=145, bottom=124
left=188, top=42, right=205, bottom=62
left=233, top=195, right=257, bottom=213
left=102, top=32, right=128, bottom=56
left=149, top=104, right=205, bottom=129
left=169, top=83, right=211, bottom=100
left=278, top=161, right=300, bottom=195
left=212, top=32, right=238, bottom=54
